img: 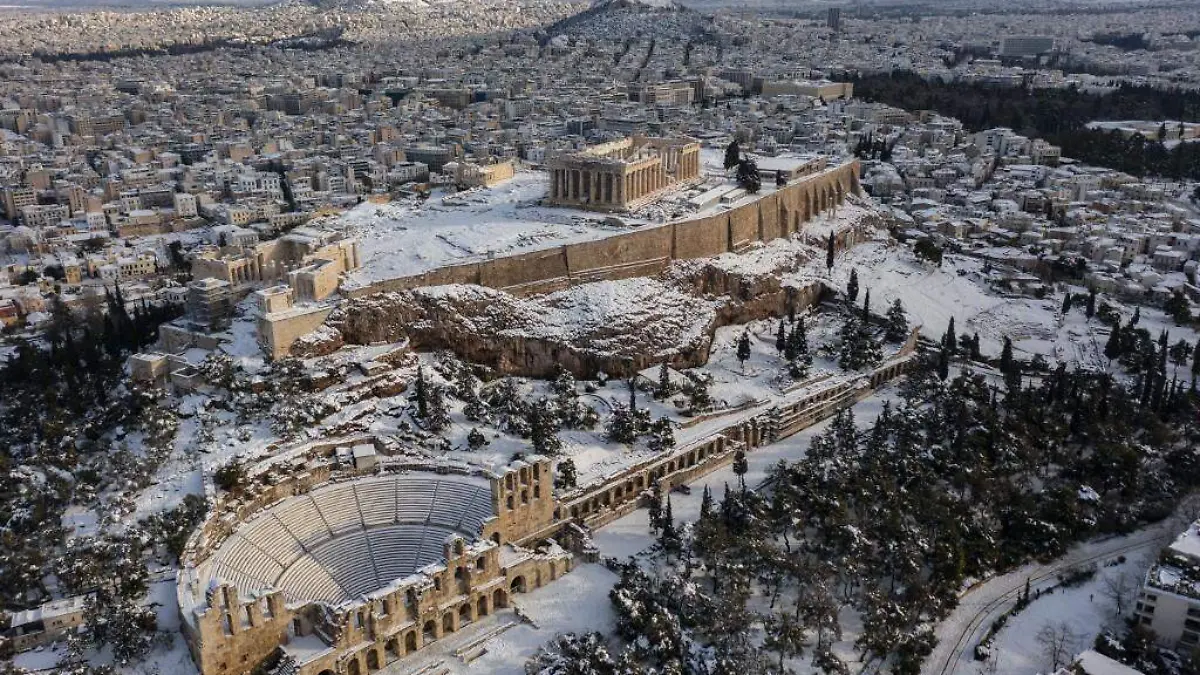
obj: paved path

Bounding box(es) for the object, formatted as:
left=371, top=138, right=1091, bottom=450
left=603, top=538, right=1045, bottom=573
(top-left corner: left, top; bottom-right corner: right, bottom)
left=923, top=523, right=1175, bottom=675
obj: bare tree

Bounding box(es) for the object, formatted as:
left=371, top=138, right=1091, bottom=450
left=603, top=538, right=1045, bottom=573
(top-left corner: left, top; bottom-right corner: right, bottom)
left=1036, top=621, right=1080, bottom=672
left=1102, top=569, right=1136, bottom=616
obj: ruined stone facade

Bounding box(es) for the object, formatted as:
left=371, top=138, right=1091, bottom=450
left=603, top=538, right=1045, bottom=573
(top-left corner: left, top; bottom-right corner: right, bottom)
left=178, top=455, right=570, bottom=675
left=548, top=136, right=701, bottom=211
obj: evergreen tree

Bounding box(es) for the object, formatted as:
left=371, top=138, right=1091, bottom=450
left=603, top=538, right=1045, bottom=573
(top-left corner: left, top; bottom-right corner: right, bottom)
left=647, top=417, right=676, bottom=454
left=723, top=139, right=741, bottom=170
left=699, top=484, right=714, bottom=520
left=555, top=458, right=577, bottom=490
left=943, top=317, right=957, bottom=355
left=1086, top=289, right=1097, bottom=320
left=736, top=158, right=762, bottom=194
left=937, top=348, right=950, bottom=381
left=1000, top=337, right=1014, bottom=375
left=736, top=331, right=751, bottom=373
left=466, top=427, right=489, bottom=451
left=1192, top=338, right=1200, bottom=386
left=1165, top=291, right=1191, bottom=325
left=424, top=384, right=451, bottom=432
left=885, top=299, right=909, bottom=342
left=655, top=361, right=674, bottom=400
left=606, top=402, right=639, bottom=444
left=848, top=268, right=859, bottom=302
left=681, top=371, right=714, bottom=414
left=862, top=289, right=871, bottom=322
left=1104, top=322, right=1123, bottom=362
left=529, top=397, right=563, bottom=455
left=775, top=320, right=787, bottom=353
left=1131, top=306, right=1141, bottom=326
left=733, top=449, right=749, bottom=490
left=1061, top=293, right=1072, bottom=315
left=826, top=232, right=836, bottom=270
left=414, top=365, right=428, bottom=419
left=660, top=495, right=680, bottom=552
left=647, top=484, right=663, bottom=534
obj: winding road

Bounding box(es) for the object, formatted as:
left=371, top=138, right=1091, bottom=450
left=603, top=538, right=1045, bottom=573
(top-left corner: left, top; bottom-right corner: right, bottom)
left=923, top=522, right=1176, bottom=675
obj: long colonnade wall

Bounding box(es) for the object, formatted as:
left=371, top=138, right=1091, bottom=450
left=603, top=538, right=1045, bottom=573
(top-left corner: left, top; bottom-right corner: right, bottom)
left=344, top=161, right=861, bottom=301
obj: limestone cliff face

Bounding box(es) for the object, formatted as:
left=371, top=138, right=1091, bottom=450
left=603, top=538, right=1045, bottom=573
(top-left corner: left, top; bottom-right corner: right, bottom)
left=328, top=279, right=720, bottom=378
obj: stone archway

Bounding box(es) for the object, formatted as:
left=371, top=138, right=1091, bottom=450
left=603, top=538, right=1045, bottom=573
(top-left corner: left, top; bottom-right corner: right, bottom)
left=347, top=659, right=362, bottom=675
left=478, top=595, right=490, bottom=617
left=405, top=630, right=417, bottom=654
left=386, top=637, right=400, bottom=662
left=459, top=603, right=472, bottom=626
left=493, top=588, right=509, bottom=609
left=442, top=612, right=455, bottom=634
left=511, top=576, right=526, bottom=594
left=367, top=649, right=381, bottom=671
left=422, top=619, right=437, bottom=644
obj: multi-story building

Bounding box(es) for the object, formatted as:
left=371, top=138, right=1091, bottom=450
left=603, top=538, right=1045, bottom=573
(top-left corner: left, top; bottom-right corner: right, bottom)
left=1136, top=521, right=1200, bottom=650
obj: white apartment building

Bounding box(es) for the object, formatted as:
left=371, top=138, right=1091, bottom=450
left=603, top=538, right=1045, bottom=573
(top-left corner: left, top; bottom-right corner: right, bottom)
left=1136, top=521, right=1200, bottom=650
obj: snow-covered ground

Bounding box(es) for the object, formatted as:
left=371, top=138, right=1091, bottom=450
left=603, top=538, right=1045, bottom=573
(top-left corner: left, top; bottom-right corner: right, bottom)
left=338, top=171, right=641, bottom=286
left=984, top=554, right=1154, bottom=675
left=833, top=240, right=1200, bottom=366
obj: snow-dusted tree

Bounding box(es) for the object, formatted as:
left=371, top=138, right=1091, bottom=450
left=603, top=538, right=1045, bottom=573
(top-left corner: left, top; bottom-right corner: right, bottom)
left=1035, top=621, right=1079, bottom=672
left=554, top=458, right=577, bottom=490
left=786, top=316, right=813, bottom=378
left=847, top=268, right=859, bottom=302
left=423, top=383, right=451, bottom=432
left=646, top=484, right=663, bottom=534
left=732, top=449, right=748, bottom=490
left=680, top=371, right=715, bottom=415
left=885, top=299, right=908, bottom=342
left=485, top=377, right=531, bottom=435
left=605, top=402, right=639, bottom=444
left=647, top=418, right=675, bottom=454
left=838, top=317, right=881, bottom=371
left=736, top=331, right=751, bottom=373
left=525, top=632, right=621, bottom=675
left=529, top=397, right=563, bottom=455
left=85, top=589, right=158, bottom=667
left=413, top=365, right=429, bottom=418
left=654, top=361, right=675, bottom=400
left=660, top=495, right=680, bottom=552
left=775, top=320, right=787, bottom=353
left=466, top=427, right=489, bottom=451
left=763, top=613, right=807, bottom=671
left=552, top=368, right=599, bottom=429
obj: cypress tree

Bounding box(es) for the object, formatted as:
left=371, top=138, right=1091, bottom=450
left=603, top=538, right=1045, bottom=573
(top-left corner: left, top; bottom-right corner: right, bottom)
left=826, top=232, right=835, bottom=270
left=847, top=268, right=859, bottom=302
left=944, top=317, right=957, bottom=355
left=776, top=320, right=787, bottom=353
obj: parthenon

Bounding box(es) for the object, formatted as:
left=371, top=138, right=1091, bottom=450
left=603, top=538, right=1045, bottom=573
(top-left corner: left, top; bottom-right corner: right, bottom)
left=547, top=136, right=701, bottom=212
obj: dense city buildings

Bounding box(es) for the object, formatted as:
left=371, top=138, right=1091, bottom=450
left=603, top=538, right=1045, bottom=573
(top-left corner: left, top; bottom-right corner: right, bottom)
left=2, top=1, right=1200, bottom=675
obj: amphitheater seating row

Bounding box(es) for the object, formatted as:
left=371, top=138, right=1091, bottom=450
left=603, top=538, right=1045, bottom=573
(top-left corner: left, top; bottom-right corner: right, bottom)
left=206, top=475, right=495, bottom=606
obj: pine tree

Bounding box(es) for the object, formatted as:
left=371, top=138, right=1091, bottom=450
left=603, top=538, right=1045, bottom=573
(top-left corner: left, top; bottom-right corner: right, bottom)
left=736, top=158, right=761, bottom=194
left=776, top=320, right=787, bottom=353
left=1061, top=294, right=1072, bottom=315
left=937, top=348, right=950, bottom=381
left=606, top=402, right=638, bottom=444
left=555, top=458, right=577, bottom=490
left=647, top=484, right=663, bottom=534
left=732, top=448, right=749, bottom=490
left=424, top=384, right=450, bottom=432
left=1192, top=338, right=1200, bottom=387
left=826, top=232, right=836, bottom=270
left=861, top=289, right=871, bottom=322
left=1086, top=289, right=1097, bottom=320
left=736, top=331, right=751, bottom=373
left=655, top=361, right=673, bottom=400
left=885, top=299, right=908, bottom=342
left=1000, top=337, right=1014, bottom=375
left=660, top=495, right=679, bottom=551
left=414, top=365, right=428, bottom=419
left=529, top=397, right=563, bottom=455
left=723, top=139, right=741, bottom=170
left=1131, top=306, right=1141, bottom=326
left=466, top=427, right=489, bottom=451
left=847, top=268, right=859, bottom=302
left=944, top=317, right=957, bottom=355
left=1104, top=322, right=1123, bottom=362
left=699, top=484, right=714, bottom=520
left=647, top=417, right=675, bottom=453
